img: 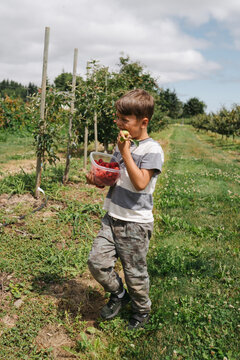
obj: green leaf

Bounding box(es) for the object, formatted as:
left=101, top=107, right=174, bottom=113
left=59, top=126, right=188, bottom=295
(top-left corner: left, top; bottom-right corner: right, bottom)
left=131, top=139, right=139, bottom=147
left=86, top=326, right=97, bottom=334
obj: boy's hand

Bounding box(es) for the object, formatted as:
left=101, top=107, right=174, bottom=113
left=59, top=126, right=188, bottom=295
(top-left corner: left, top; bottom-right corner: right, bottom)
left=85, top=170, right=105, bottom=188
left=117, top=130, right=154, bottom=191
left=85, top=170, right=95, bottom=185
left=120, top=130, right=131, bottom=142
left=117, top=130, right=131, bottom=154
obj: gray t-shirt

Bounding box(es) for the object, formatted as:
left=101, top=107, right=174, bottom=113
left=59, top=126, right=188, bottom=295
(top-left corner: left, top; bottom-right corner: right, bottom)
left=103, top=138, right=164, bottom=223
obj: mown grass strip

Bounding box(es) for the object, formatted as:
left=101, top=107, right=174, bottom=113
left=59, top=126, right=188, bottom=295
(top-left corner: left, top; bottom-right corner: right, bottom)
left=143, top=125, right=240, bottom=359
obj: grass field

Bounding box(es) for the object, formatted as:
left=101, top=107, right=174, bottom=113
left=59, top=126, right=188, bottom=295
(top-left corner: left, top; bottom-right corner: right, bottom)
left=0, top=125, right=239, bottom=359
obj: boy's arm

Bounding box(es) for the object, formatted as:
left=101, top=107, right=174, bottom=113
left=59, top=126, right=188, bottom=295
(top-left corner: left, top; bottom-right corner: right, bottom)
left=118, top=136, right=154, bottom=191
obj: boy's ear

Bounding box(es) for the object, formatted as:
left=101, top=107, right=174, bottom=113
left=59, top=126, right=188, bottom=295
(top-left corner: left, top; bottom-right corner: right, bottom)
left=141, top=117, right=149, bottom=128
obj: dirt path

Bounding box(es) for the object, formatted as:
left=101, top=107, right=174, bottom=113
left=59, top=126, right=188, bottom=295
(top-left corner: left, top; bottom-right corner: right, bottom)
left=0, top=158, right=36, bottom=178
left=0, top=156, right=68, bottom=177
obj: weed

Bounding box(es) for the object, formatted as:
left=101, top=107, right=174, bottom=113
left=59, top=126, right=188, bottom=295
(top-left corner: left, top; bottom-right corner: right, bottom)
left=0, top=171, right=35, bottom=195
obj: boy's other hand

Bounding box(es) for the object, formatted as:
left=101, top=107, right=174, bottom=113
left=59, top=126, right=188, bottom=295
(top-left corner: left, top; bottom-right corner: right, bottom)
left=85, top=170, right=95, bottom=185
left=85, top=170, right=105, bottom=188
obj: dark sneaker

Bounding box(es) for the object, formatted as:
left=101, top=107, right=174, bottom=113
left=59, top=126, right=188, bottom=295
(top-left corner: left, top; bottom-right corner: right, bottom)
left=100, top=291, right=131, bottom=320
left=128, top=313, right=150, bottom=330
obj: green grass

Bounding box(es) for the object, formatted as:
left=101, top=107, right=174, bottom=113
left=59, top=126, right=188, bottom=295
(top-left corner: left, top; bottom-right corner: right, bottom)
left=0, top=125, right=239, bottom=359
left=145, top=126, right=240, bottom=359
left=196, top=129, right=240, bottom=154
left=0, top=131, right=35, bottom=164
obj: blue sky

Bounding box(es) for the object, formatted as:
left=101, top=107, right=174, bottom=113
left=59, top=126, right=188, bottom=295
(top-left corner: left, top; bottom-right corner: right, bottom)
left=169, top=17, right=240, bottom=112
left=0, top=0, right=240, bottom=113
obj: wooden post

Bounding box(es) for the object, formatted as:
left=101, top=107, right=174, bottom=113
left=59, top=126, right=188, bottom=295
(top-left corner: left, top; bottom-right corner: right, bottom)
left=35, top=26, right=50, bottom=198
left=83, top=62, right=90, bottom=170
left=63, top=48, right=78, bottom=184
left=94, top=73, right=98, bottom=151
left=94, top=111, right=98, bottom=151
left=84, top=125, right=88, bottom=169
left=105, top=69, right=108, bottom=94
left=103, top=69, right=108, bottom=153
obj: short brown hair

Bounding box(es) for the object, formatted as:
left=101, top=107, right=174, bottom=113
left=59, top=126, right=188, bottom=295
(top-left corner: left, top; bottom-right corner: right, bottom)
left=115, top=89, right=154, bottom=120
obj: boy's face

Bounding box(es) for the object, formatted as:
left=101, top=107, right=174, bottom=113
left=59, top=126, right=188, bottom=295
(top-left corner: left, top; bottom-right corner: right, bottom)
left=115, top=112, right=148, bottom=140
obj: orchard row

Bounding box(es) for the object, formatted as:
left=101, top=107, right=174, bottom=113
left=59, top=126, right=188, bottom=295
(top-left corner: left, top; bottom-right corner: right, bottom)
left=1, top=56, right=239, bottom=181
left=191, top=105, right=240, bottom=139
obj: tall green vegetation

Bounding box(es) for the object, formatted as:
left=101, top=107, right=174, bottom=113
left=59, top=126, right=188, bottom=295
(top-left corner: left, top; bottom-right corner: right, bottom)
left=191, top=105, right=240, bottom=139
left=54, top=71, right=83, bottom=92
left=0, top=96, right=33, bottom=132
left=73, top=57, right=167, bottom=152
left=157, top=88, right=183, bottom=119
left=2, top=54, right=238, bottom=165
left=1, top=56, right=210, bottom=142
left=0, top=80, right=38, bottom=133
left=27, top=86, right=71, bottom=166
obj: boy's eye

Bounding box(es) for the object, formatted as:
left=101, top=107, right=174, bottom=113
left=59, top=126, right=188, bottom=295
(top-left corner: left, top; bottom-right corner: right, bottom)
left=116, top=115, right=128, bottom=123
left=116, top=116, right=123, bottom=121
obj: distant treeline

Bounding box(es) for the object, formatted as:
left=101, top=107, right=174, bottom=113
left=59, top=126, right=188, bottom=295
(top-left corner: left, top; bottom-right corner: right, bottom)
left=0, top=80, right=38, bottom=101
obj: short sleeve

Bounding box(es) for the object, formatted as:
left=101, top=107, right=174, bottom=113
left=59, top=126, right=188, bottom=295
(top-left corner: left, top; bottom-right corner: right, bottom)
left=140, top=145, right=164, bottom=174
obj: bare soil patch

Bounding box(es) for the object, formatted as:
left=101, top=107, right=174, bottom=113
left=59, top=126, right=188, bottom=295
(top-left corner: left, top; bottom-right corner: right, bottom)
left=0, top=314, right=18, bottom=329
left=0, top=159, right=36, bottom=179
left=59, top=182, right=107, bottom=202
left=0, top=194, right=67, bottom=228
left=41, top=271, right=106, bottom=324
left=0, top=193, right=44, bottom=226
left=0, top=193, right=41, bottom=208
left=0, top=155, right=66, bottom=180
left=35, top=323, right=76, bottom=359
left=0, top=273, right=14, bottom=315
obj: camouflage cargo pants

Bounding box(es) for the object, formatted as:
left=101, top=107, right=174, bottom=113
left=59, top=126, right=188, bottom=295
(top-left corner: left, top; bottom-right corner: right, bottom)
left=88, top=213, right=153, bottom=314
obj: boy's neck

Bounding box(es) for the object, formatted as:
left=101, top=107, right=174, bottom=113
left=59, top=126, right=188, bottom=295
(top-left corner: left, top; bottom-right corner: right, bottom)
left=135, top=129, right=149, bottom=141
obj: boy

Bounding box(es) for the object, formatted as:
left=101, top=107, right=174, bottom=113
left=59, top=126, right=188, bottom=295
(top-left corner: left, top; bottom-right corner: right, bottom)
left=86, top=89, right=164, bottom=330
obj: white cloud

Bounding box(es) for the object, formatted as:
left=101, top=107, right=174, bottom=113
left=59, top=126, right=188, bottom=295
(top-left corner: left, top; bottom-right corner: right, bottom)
left=139, top=50, right=221, bottom=84
left=0, top=0, right=238, bottom=89
left=117, top=0, right=240, bottom=26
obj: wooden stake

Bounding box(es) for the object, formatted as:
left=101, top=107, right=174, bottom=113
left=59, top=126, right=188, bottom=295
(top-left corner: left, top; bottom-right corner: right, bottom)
left=63, top=48, right=78, bottom=184
left=84, top=125, right=88, bottom=169
left=35, top=27, right=50, bottom=198
left=94, top=73, right=98, bottom=151
left=83, top=62, right=90, bottom=170
left=94, top=110, right=98, bottom=151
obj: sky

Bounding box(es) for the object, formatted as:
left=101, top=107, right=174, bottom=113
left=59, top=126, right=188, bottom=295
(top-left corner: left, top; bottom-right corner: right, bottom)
left=1, top=0, right=240, bottom=113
